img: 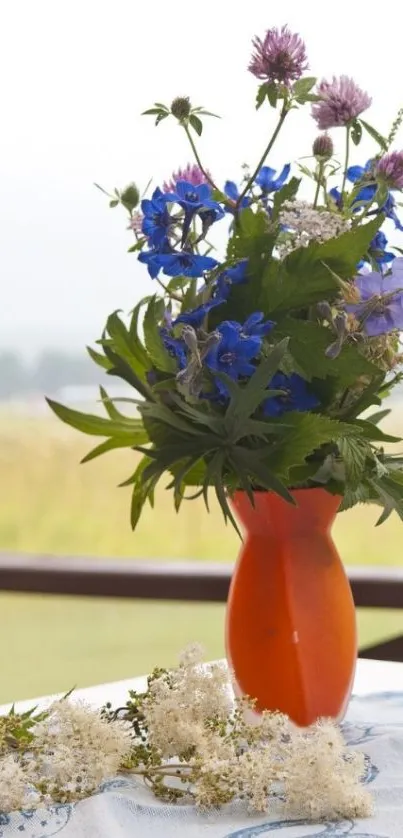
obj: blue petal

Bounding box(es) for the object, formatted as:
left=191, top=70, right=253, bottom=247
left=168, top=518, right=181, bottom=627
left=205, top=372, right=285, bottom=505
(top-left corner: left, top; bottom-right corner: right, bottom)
left=346, top=165, right=365, bottom=183
left=224, top=181, right=239, bottom=200
left=274, top=163, right=291, bottom=189
left=354, top=184, right=377, bottom=204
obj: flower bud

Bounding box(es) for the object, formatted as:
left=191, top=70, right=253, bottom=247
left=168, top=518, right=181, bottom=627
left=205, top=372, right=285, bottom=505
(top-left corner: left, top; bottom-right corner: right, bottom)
left=170, top=96, right=191, bottom=120
left=120, top=183, right=140, bottom=211
left=313, top=133, right=334, bottom=161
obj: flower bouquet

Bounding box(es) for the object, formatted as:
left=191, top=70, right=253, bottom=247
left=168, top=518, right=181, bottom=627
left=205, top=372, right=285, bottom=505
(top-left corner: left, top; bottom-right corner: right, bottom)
left=49, top=24, right=403, bottom=725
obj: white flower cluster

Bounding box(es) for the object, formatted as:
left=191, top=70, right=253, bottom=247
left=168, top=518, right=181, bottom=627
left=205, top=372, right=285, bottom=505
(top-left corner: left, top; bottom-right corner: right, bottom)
left=0, top=699, right=132, bottom=812
left=278, top=200, right=350, bottom=257
left=0, top=645, right=373, bottom=822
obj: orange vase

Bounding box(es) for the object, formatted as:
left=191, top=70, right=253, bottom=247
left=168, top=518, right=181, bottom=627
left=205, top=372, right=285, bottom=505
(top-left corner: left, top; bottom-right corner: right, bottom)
left=226, top=488, right=357, bottom=727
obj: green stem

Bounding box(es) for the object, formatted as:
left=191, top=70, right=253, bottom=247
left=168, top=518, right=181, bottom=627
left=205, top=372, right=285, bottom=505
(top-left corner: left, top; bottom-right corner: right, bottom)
left=156, top=277, right=182, bottom=303
left=236, top=103, right=289, bottom=208
left=183, top=124, right=218, bottom=192
left=313, top=162, right=324, bottom=209
left=341, top=125, right=351, bottom=198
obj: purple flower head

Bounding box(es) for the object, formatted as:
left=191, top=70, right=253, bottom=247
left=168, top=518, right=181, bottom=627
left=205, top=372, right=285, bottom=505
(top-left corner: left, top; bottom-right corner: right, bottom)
left=248, top=25, right=308, bottom=86
left=312, top=76, right=371, bottom=130
left=255, top=164, right=291, bottom=194
left=163, top=164, right=210, bottom=194
left=128, top=211, right=143, bottom=234
left=375, top=151, right=403, bottom=190
left=345, top=258, right=403, bottom=336
left=263, top=373, right=319, bottom=417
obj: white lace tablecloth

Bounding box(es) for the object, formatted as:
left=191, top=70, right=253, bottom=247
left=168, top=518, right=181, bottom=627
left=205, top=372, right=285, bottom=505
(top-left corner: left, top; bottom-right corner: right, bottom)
left=1, top=659, right=403, bottom=838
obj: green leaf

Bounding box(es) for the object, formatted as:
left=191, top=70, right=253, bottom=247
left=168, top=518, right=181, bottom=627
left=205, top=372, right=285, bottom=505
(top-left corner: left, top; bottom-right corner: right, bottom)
left=349, top=418, right=401, bottom=443
left=106, top=310, right=150, bottom=379
left=81, top=437, right=145, bottom=464
left=260, top=216, right=383, bottom=312
left=338, top=436, right=369, bottom=488
left=142, top=107, right=166, bottom=115
left=109, top=199, right=119, bottom=208
left=155, top=112, right=169, bottom=126
left=266, top=82, right=278, bottom=108
left=366, top=409, right=391, bottom=425
left=86, top=345, right=113, bottom=371
left=359, top=119, right=388, bottom=151
left=189, top=114, right=203, bottom=136
left=293, top=76, right=317, bottom=97
left=224, top=339, right=289, bottom=431
left=232, top=447, right=294, bottom=503
left=274, top=317, right=379, bottom=383
left=351, top=120, right=362, bottom=146
left=264, top=412, right=360, bottom=480
left=127, top=239, right=146, bottom=253
left=256, top=83, right=268, bottom=110
left=46, top=399, right=147, bottom=440
left=143, top=296, right=176, bottom=372
left=99, top=386, right=124, bottom=420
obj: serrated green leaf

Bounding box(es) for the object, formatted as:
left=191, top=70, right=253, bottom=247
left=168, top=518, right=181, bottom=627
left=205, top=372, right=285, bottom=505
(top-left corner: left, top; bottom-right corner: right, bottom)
left=274, top=317, right=379, bottom=383
left=359, top=119, right=388, bottom=151
left=338, top=436, right=369, bottom=488
left=232, top=446, right=294, bottom=502
left=143, top=296, right=176, bottom=372
left=264, top=412, right=360, bottom=480
left=293, top=76, right=317, bottom=96
left=260, top=217, right=383, bottom=314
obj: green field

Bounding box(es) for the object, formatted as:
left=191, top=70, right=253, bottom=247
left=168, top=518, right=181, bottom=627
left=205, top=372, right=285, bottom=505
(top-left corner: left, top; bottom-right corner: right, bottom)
left=0, top=412, right=402, bottom=704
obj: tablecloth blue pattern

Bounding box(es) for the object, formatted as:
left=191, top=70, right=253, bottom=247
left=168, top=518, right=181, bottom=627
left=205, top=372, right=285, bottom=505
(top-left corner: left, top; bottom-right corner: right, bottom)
left=1, top=691, right=403, bottom=838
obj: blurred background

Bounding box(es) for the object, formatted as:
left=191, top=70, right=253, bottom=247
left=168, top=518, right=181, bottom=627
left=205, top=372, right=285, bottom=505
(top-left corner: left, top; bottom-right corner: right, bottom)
left=1, top=0, right=402, bottom=704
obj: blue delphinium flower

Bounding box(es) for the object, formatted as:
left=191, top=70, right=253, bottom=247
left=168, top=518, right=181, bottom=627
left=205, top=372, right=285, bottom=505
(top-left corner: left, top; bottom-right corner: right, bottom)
left=138, top=249, right=218, bottom=279
left=358, top=231, right=395, bottom=270
left=160, top=328, right=187, bottom=369
left=255, top=164, right=290, bottom=193
left=141, top=187, right=173, bottom=247
left=173, top=294, right=226, bottom=328
left=217, top=259, right=249, bottom=299
left=345, top=257, right=403, bottom=336
left=204, top=314, right=274, bottom=396
left=223, top=181, right=251, bottom=212
left=346, top=161, right=403, bottom=231
left=171, top=180, right=224, bottom=219
left=263, top=372, right=319, bottom=417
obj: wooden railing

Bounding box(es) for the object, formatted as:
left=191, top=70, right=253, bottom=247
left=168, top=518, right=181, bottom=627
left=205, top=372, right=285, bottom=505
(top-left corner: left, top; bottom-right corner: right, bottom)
left=0, top=554, right=402, bottom=662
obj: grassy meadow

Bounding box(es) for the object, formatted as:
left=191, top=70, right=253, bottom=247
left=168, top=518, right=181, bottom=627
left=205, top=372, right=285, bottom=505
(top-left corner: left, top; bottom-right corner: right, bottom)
left=0, top=409, right=402, bottom=704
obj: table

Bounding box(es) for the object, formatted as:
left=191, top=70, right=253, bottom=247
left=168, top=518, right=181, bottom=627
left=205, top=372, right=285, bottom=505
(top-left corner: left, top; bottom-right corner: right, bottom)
left=1, top=660, right=403, bottom=838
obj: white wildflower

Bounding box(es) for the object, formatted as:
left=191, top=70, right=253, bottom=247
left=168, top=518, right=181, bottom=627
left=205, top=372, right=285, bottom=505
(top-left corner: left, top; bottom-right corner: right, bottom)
left=0, top=755, right=31, bottom=812
left=278, top=200, right=350, bottom=257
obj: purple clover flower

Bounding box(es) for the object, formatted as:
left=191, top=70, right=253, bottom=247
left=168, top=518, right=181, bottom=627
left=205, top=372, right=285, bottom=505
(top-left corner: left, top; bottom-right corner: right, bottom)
left=248, top=25, right=308, bottom=86
left=163, top=164, right=210, bottom=193
left=345, top=258, right=403, bottom=336
left=312, top=76, right=371, bottom=129
left=376, top=151, right=403, bottom=190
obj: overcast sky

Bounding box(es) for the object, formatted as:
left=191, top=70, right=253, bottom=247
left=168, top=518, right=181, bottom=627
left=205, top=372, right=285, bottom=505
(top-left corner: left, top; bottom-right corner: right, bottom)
left=2, top=0, right=403, bottom=356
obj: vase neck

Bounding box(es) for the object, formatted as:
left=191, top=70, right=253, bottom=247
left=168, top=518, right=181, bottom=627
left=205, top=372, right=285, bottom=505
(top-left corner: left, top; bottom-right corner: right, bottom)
left=232, top=489, right=341, bottom=536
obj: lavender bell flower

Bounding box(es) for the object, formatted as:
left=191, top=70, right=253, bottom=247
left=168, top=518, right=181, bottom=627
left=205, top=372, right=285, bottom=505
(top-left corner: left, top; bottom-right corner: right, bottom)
left=375, top=151, right=403, bottom=190
left=248, top=25, right=308, bottom=87
left=312, top=76, right=371, bottom=130
left=345, top=258, right=403, bottom=336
